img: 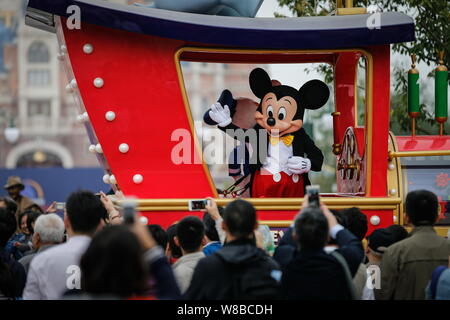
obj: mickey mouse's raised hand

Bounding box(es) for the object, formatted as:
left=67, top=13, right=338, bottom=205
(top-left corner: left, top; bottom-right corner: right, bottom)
left=287, top=156, right=311, bottom=175
left=208, top=102, right=232, bottom=127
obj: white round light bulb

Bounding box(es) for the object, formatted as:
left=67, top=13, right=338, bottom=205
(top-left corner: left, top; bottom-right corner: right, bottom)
left=65, top=83, right=73, bottom=93
left=133, top=174, right=143, bottom=184
left=88, top=145, right=96, bottom=153
left=370, top=215, right=381, bottom=226
left=94, top=78, right=104, bottom=88
left=109, top=175, right=117, bottom=184
left=103, top=174, right=111, bottom=184
left=140, top=216, right=148, bottom=225
left=83, top=44, right=94, bottom=54
left=119, top=143, right=129, bottom=153
left=105, top=111, right=116, bottom=121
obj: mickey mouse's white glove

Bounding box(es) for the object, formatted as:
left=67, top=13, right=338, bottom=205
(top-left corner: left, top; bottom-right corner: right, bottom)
left=287, top=156, right=311, bottom=175
left=208, top=102, right=232, bottom=127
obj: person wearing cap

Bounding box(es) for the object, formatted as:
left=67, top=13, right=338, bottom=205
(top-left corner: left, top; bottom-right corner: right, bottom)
left=376, top=190, right=450, bottom=300
left=366, top=225, right=409, bottom=266
left=4, top=176, right=35, bottom=215
left=360, top=225, right=408, bottom=300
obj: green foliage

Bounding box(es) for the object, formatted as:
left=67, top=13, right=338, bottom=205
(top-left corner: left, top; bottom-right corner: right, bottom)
left=304, top=64, right=334, bottom=84
left=381, top=0, right=449, bottom=68
left=390, top=65, right=450, bottom=135
left=274, top=0, right=449, bottom=190
left=276, top=0, right=450, bottom=136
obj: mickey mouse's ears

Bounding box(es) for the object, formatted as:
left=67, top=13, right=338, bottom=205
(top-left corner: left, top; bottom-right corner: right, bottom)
left=249, top=68, right=272, bottom=98
left=298, top=80, right=330, bottom=110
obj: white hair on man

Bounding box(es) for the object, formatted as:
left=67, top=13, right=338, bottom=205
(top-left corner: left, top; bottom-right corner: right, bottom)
left=34, top=213, right=65, bottom=244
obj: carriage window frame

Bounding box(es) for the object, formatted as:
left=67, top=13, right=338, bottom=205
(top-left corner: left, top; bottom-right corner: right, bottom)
left=175, top=47, right=373, bottom=198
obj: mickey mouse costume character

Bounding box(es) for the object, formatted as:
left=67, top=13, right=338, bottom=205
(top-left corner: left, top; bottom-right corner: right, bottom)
left=206, top=68, right=329, bottom=197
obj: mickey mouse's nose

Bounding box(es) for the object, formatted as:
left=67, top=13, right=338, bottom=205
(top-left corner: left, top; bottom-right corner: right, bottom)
left=267, top=117, right=276, bottom=127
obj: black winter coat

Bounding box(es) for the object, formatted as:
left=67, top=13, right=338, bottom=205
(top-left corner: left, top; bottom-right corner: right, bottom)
left=280, top=228, right=364, bottom=300
left=183, top=238, right=280, bottom=300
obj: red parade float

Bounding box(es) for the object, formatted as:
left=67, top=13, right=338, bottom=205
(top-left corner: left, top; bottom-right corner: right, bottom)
left=25, top=0, right=450, bottom=237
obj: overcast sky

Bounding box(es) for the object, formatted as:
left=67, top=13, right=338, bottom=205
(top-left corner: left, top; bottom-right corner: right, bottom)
left=254, top=0, right=436, bottom=105
left=255, top=0, right=324, bottom=88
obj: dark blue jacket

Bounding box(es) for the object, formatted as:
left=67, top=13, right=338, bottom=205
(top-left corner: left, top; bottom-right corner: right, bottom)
left=273, top=227, right=297, bottom=269
left=279, top=228, right=364, bottom=300
left=0, top=248, right=26, bottom=299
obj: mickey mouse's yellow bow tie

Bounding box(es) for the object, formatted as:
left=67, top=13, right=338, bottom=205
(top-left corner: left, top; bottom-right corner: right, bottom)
left=269, top=135, right=294, bottom=146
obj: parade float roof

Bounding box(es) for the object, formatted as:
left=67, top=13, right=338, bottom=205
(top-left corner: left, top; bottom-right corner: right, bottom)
left=26, top=0, right=415, bottom=49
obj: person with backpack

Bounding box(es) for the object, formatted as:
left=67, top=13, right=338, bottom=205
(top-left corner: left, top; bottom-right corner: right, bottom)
left=183, top=199, right=281, bottom=300
left=281, top=196, right=364, bottom=300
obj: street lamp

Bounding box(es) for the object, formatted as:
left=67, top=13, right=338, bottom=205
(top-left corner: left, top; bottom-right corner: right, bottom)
left=4, top=118, right=20, bottom=144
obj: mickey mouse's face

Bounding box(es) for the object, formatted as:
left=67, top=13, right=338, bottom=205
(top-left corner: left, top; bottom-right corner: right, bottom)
left=255, top=92, right=303, bottom=137
left=249, top=68, right=330, bottom=138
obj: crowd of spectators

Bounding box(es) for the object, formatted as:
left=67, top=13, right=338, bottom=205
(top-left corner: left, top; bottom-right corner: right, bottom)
left=1, top=175, right=450, bottom=300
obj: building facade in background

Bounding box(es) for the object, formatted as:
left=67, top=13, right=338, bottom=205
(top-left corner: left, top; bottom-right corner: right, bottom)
left=0, top=0, right=264, bottom=173
left=0, top=0, right=94, bottom=169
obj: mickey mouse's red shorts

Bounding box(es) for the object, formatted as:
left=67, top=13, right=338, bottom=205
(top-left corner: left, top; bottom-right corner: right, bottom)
left=252, top=169, right=304, bottom=198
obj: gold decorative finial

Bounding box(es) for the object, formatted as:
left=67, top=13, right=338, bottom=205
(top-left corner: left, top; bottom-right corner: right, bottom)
left=336, top=0, right=366, bottom=14
left=411, top=54, right=416, bottom=68
left=436, top=51, right=447, bottom=72
left=409, top=54, right=418, bottom=74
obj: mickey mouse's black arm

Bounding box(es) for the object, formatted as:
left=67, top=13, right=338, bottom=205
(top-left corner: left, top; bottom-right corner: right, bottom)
left=218, top=122, right=253, bottom=140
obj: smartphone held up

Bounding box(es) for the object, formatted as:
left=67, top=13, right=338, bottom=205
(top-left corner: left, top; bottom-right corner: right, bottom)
left=121, top=199, right=138, bottom=224
left=188, top=199, right=209, bottom=211
left=306, top=185, right=320, bottom=208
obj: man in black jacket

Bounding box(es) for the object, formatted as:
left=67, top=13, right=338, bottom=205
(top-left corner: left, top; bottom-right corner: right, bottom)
left=280, top=199, right=364, bottom=300
left=183, top=199, right=281, bottom=300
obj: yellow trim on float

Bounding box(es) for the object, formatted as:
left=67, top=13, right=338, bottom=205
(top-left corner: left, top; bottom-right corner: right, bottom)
left=388, top=150, right=450, bottom=161
left=124, top=196, right=401, bottom=212
left=364, top=50, right=374, bottom=195
left=260, top=221, right=292, bottom=227
left=136, top=205, right=398, bottom=211
left=387, top=131, right=404, bottom=223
